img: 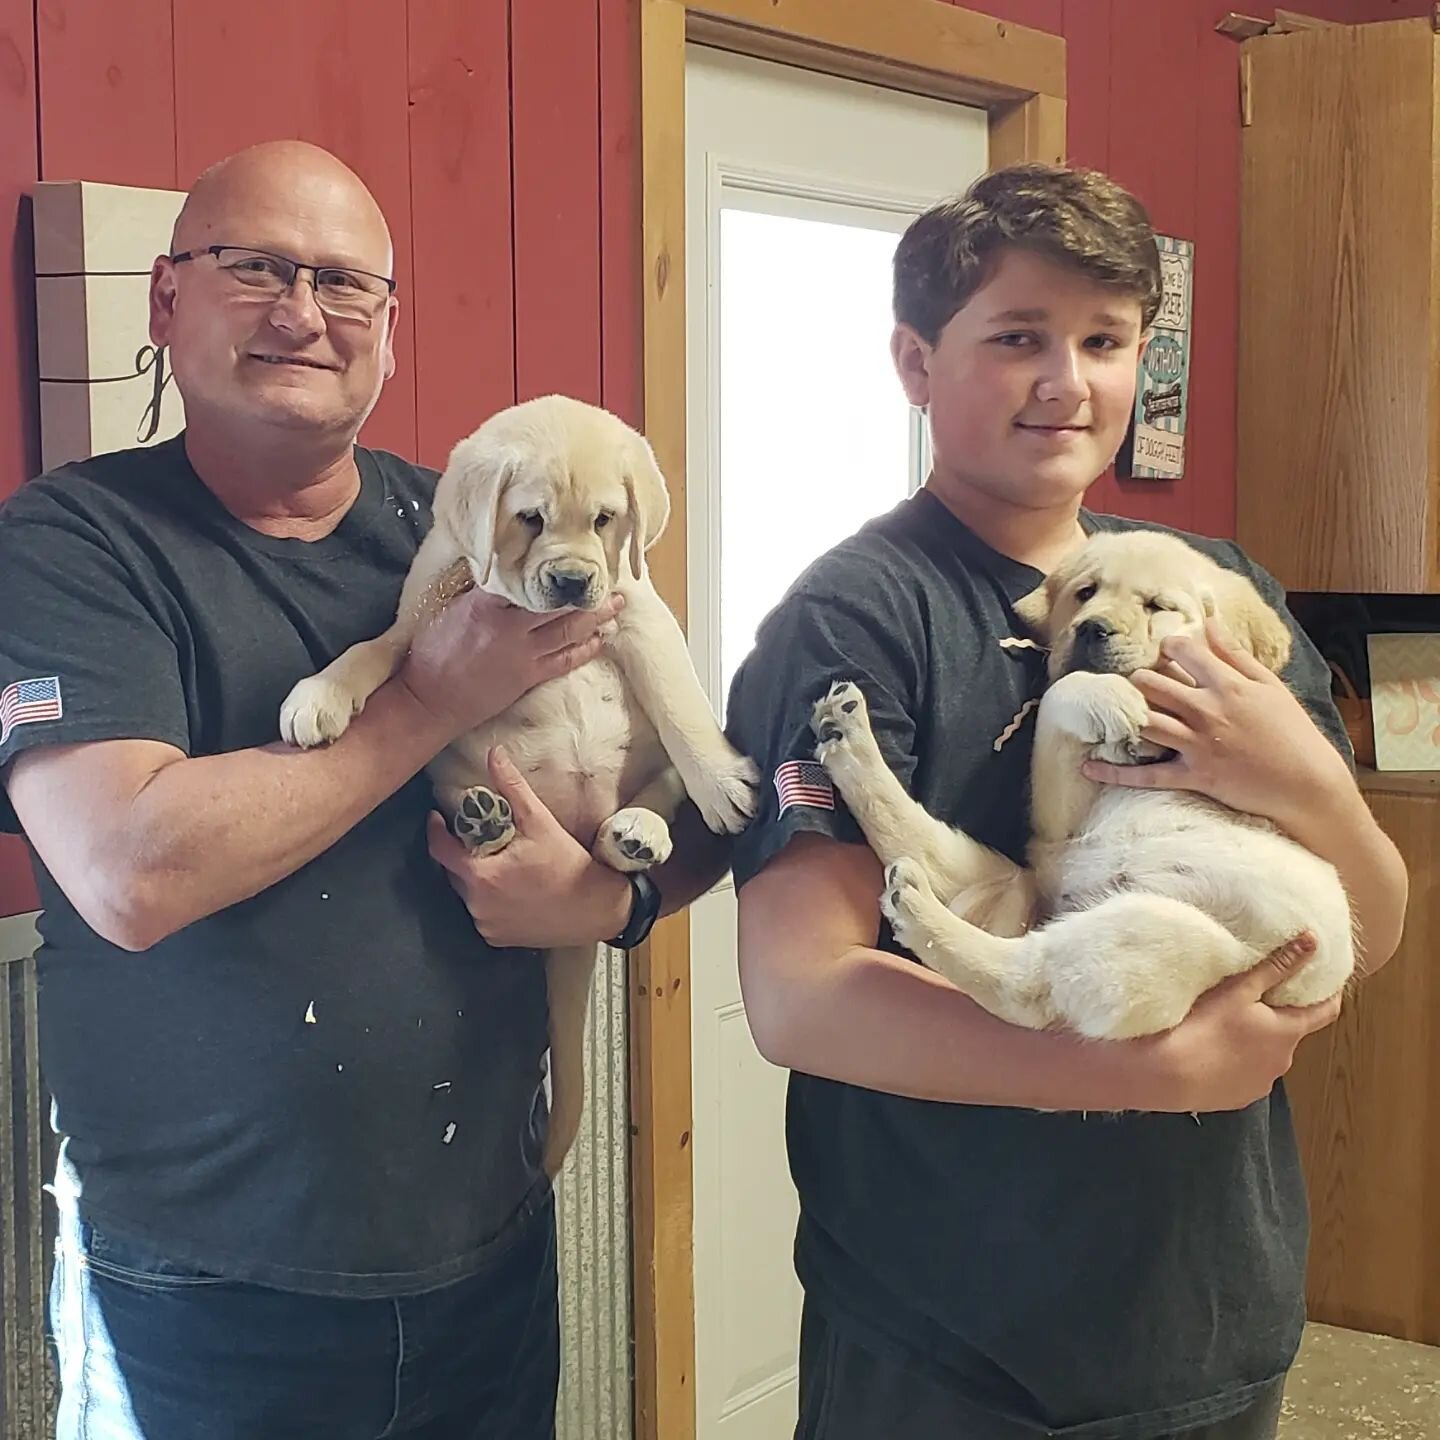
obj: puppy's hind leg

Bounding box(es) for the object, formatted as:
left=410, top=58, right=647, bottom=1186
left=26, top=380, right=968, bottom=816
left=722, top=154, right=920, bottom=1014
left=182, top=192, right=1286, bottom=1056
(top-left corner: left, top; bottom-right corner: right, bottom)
left=880, top=859, right=1054, bottom=1030
left=542, top=944, right=601, bottom=1177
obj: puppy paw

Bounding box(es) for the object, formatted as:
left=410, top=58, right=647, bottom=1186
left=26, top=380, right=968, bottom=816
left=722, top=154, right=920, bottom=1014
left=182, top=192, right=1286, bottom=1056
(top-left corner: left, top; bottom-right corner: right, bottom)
left=280, top=675, right=362, bottom=748
left=688, top=752, right=761, bottom=835
left=810, top=680, right=871, bottom=756
left=452, top=786, right=516, bottom=856
left=596, top=808, right=673, bottom=872
left=880, top=857, right=941, bottom=955
left=1044, top=672, right=1150, bottom=749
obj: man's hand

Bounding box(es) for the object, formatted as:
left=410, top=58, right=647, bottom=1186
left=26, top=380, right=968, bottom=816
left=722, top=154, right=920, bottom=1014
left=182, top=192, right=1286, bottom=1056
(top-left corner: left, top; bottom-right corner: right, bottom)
left=1128, top=931, right=1341, bottom=1113
left=1080, top=618, right=1352, bottom=831
left=401, top=591, right=625, bottom=743
left=427, top=746, right=632, bottom=949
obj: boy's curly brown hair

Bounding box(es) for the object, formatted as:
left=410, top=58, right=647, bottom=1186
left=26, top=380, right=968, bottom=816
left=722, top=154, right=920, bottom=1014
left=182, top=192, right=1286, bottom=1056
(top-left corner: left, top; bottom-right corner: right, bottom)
left=893, top=163, right=1162, bottom=342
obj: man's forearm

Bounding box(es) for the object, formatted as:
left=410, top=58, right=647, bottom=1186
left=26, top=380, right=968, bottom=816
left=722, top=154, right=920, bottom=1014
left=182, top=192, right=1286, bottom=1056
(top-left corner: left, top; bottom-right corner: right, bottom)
left=116, top=678, right=453, bottom=945
left=1281, top=784, right=1409, bottom=971
left=653, top=803, right=735, bottom=917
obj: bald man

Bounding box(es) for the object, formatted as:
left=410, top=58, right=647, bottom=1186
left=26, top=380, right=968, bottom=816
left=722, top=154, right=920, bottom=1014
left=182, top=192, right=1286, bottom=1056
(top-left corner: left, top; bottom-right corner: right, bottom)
left=0, top=141, right=718, bottom=1439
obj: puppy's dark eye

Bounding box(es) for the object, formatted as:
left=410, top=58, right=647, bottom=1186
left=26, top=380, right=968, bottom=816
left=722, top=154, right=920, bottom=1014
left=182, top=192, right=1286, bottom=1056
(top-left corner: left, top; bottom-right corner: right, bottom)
left=517, top=510, right=543, bottom=532
left=1075, top=583, right=1098, bottom=603
left=594, top=511, right=613, bottom=531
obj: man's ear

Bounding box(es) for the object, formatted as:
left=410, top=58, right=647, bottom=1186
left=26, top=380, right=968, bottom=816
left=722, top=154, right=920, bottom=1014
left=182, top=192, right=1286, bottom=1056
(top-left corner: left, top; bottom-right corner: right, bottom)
left=891, top=323, right=934, bottom=409
left=148, top=255, right=177, bottom=346
left=381, top=294, right=399, bottom=381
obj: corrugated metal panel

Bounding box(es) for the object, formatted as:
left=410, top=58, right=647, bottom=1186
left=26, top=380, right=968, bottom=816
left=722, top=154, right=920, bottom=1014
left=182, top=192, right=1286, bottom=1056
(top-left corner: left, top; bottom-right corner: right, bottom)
left=1, top=916, right=634, bottom=1437
left=1, top=915, right=56, bottom=1440
left=555, top=944, right=633, bottom=1440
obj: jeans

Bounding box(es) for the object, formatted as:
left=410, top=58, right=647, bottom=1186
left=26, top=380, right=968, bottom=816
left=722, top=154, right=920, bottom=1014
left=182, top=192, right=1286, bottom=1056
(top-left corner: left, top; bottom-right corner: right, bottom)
left=48, top=1156, right=558, bottom=1440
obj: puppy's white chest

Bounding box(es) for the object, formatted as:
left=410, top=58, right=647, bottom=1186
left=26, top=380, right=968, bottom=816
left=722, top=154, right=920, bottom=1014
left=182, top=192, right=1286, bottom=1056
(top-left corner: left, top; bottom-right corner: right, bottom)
left=433, top=659, right=665, bottom=842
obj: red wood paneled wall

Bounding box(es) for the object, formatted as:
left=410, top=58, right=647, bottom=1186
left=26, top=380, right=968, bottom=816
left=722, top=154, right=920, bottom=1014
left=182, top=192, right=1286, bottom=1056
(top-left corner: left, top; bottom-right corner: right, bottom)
left=0, top=0, right=1418, bottom=913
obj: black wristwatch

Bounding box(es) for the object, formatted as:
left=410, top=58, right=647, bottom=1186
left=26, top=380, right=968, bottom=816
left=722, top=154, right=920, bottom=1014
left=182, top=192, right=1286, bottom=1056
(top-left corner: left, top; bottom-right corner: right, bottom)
left=607, top=871, right=663, bottom=950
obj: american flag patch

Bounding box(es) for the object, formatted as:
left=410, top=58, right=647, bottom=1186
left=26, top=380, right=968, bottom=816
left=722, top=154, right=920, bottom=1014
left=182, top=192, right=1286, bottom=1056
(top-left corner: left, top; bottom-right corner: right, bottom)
left=774, top=759, right=835, bottom=815
left=0, top=676, right=63, bottom=745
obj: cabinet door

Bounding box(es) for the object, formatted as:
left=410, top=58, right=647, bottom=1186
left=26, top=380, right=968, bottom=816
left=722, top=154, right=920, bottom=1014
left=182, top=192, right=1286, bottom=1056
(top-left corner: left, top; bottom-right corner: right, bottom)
left=1285, top=785, right=1440, bottom=1343
left=1237, top=22, right=1438, bottom=593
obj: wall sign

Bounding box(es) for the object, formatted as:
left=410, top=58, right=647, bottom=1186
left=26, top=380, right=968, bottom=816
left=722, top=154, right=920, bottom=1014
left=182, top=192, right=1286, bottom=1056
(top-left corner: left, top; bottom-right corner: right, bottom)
left=1117, top=233, right=1194, bottom=481
left=32, top=180, right=186, bottom=471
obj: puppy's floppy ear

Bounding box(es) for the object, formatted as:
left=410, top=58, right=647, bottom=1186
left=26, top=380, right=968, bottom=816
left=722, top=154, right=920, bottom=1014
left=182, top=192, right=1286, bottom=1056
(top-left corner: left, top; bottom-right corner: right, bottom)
left=622, top=432, right=671, bottom=579
left=440, top=434, right=524, bottom=589
left=1013, top=581, right=1051, bottom=636
left=1204, top=568, right=1293, bottom=673
left=1013, top=577, right=1056, bottom=638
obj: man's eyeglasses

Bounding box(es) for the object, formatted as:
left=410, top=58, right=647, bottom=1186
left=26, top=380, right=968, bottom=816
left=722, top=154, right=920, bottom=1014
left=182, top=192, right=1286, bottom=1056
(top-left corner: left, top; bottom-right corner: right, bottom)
left=169, top=245, right=396, bottom=323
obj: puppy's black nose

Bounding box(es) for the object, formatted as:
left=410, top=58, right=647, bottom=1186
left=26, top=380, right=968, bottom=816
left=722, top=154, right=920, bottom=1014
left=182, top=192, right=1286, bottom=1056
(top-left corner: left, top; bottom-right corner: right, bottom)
left=1075, top=617, right=1118, bottom=645
left=549, top=570, right=591, bottom=605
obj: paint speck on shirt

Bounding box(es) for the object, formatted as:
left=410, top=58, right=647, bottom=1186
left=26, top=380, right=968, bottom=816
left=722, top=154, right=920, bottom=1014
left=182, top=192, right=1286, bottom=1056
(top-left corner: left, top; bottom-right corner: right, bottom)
left=337, top=1064, right=344, bottom=1073
left=321, top=892, right=330, bottom=901
left=442, top=1122, right=457, bottom=1145
left=433, top=1081, right=452, bottom=1092
left=304, top=1001, right=317, bottom=1025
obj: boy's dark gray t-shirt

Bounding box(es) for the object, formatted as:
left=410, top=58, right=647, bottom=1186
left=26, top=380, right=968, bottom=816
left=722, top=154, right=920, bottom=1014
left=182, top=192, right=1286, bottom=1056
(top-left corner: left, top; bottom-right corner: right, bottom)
left=0, top=436, right=550, bottom=1298
left=725, top=489, right=1348, bottom=1438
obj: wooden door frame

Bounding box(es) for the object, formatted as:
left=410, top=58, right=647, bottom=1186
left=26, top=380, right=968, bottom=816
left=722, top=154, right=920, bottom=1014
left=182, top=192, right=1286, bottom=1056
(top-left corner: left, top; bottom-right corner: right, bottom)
left=632, top=4, right=1065, bottom=1436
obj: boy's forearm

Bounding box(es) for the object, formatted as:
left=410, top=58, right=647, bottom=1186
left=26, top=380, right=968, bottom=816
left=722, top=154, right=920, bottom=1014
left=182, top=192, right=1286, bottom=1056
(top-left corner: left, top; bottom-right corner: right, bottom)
left=744, top=934, right=1151, bottom=1111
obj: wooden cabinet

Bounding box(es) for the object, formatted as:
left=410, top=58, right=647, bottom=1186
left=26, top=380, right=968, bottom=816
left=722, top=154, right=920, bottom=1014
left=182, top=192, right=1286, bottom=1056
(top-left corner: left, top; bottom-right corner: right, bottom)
left=1284, top=772, right=1440, bottom=1344
left=1237, top=19, right=1440, bottom=593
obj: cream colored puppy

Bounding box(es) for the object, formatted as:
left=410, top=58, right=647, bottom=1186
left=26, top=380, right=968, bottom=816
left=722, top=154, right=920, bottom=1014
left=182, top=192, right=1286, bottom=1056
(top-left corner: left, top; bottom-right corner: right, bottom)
left=809, top=531, right=1354, bottom=1041
left=280, top=394, right=757, bottom=1174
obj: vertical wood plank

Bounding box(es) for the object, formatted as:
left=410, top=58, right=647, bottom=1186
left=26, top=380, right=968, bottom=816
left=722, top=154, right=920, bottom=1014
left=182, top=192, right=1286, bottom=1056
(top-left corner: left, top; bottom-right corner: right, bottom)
left=1188, top=1, right=1245, bottom=539
left=635, top=4, right=695, bottom=1430
left=1061, top=0, right=1120, bottom=516
left=1106, top=0, right=1198, bottom=529
left=406, top=0, right=515, bottom=467
left=1286, top=785, right=1440, bottom=1343
left=601, top=0, right=644, bottom=430
left=0, top=0, right=39, bottom=917
left=1062, top=0, right=1111, bottom=172
left=511, top=0, right=603, bottom=405
left=35, top=0, right=177, bottom=190
left=990, top=92, right=1067, bottom=167
left=171, top=1, right=418, bottom=458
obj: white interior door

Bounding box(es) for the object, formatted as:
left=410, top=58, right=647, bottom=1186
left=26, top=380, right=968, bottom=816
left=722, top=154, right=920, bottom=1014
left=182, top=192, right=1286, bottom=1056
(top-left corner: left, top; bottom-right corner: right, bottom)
left=684, top=46, right=989, bottom=1440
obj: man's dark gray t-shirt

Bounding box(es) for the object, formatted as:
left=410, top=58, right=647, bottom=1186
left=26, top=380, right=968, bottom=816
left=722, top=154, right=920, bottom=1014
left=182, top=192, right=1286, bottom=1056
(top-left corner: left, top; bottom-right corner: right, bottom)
left=725, top=489, right=1348, bottom=1438
left=0, top=435, right=550, bottom=1298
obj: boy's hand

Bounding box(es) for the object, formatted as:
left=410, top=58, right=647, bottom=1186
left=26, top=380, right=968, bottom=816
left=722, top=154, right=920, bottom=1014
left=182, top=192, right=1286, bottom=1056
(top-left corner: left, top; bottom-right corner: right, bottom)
left=1128, top=932, right=1340, bottom=1113
left=1080, top=618, right=1353, bottom=833
left=427, top=746, right=632, bottom=949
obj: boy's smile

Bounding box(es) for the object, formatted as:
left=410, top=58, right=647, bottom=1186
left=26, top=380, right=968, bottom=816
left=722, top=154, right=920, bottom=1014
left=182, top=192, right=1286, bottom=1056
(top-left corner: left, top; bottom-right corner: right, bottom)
left=892, top=247, right=1147, bottom=519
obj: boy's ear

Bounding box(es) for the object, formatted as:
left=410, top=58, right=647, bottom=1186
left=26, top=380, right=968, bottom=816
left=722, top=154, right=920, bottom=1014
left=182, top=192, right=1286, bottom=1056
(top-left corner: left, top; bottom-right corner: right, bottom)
left=891, top=323, right=933, bottom=408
